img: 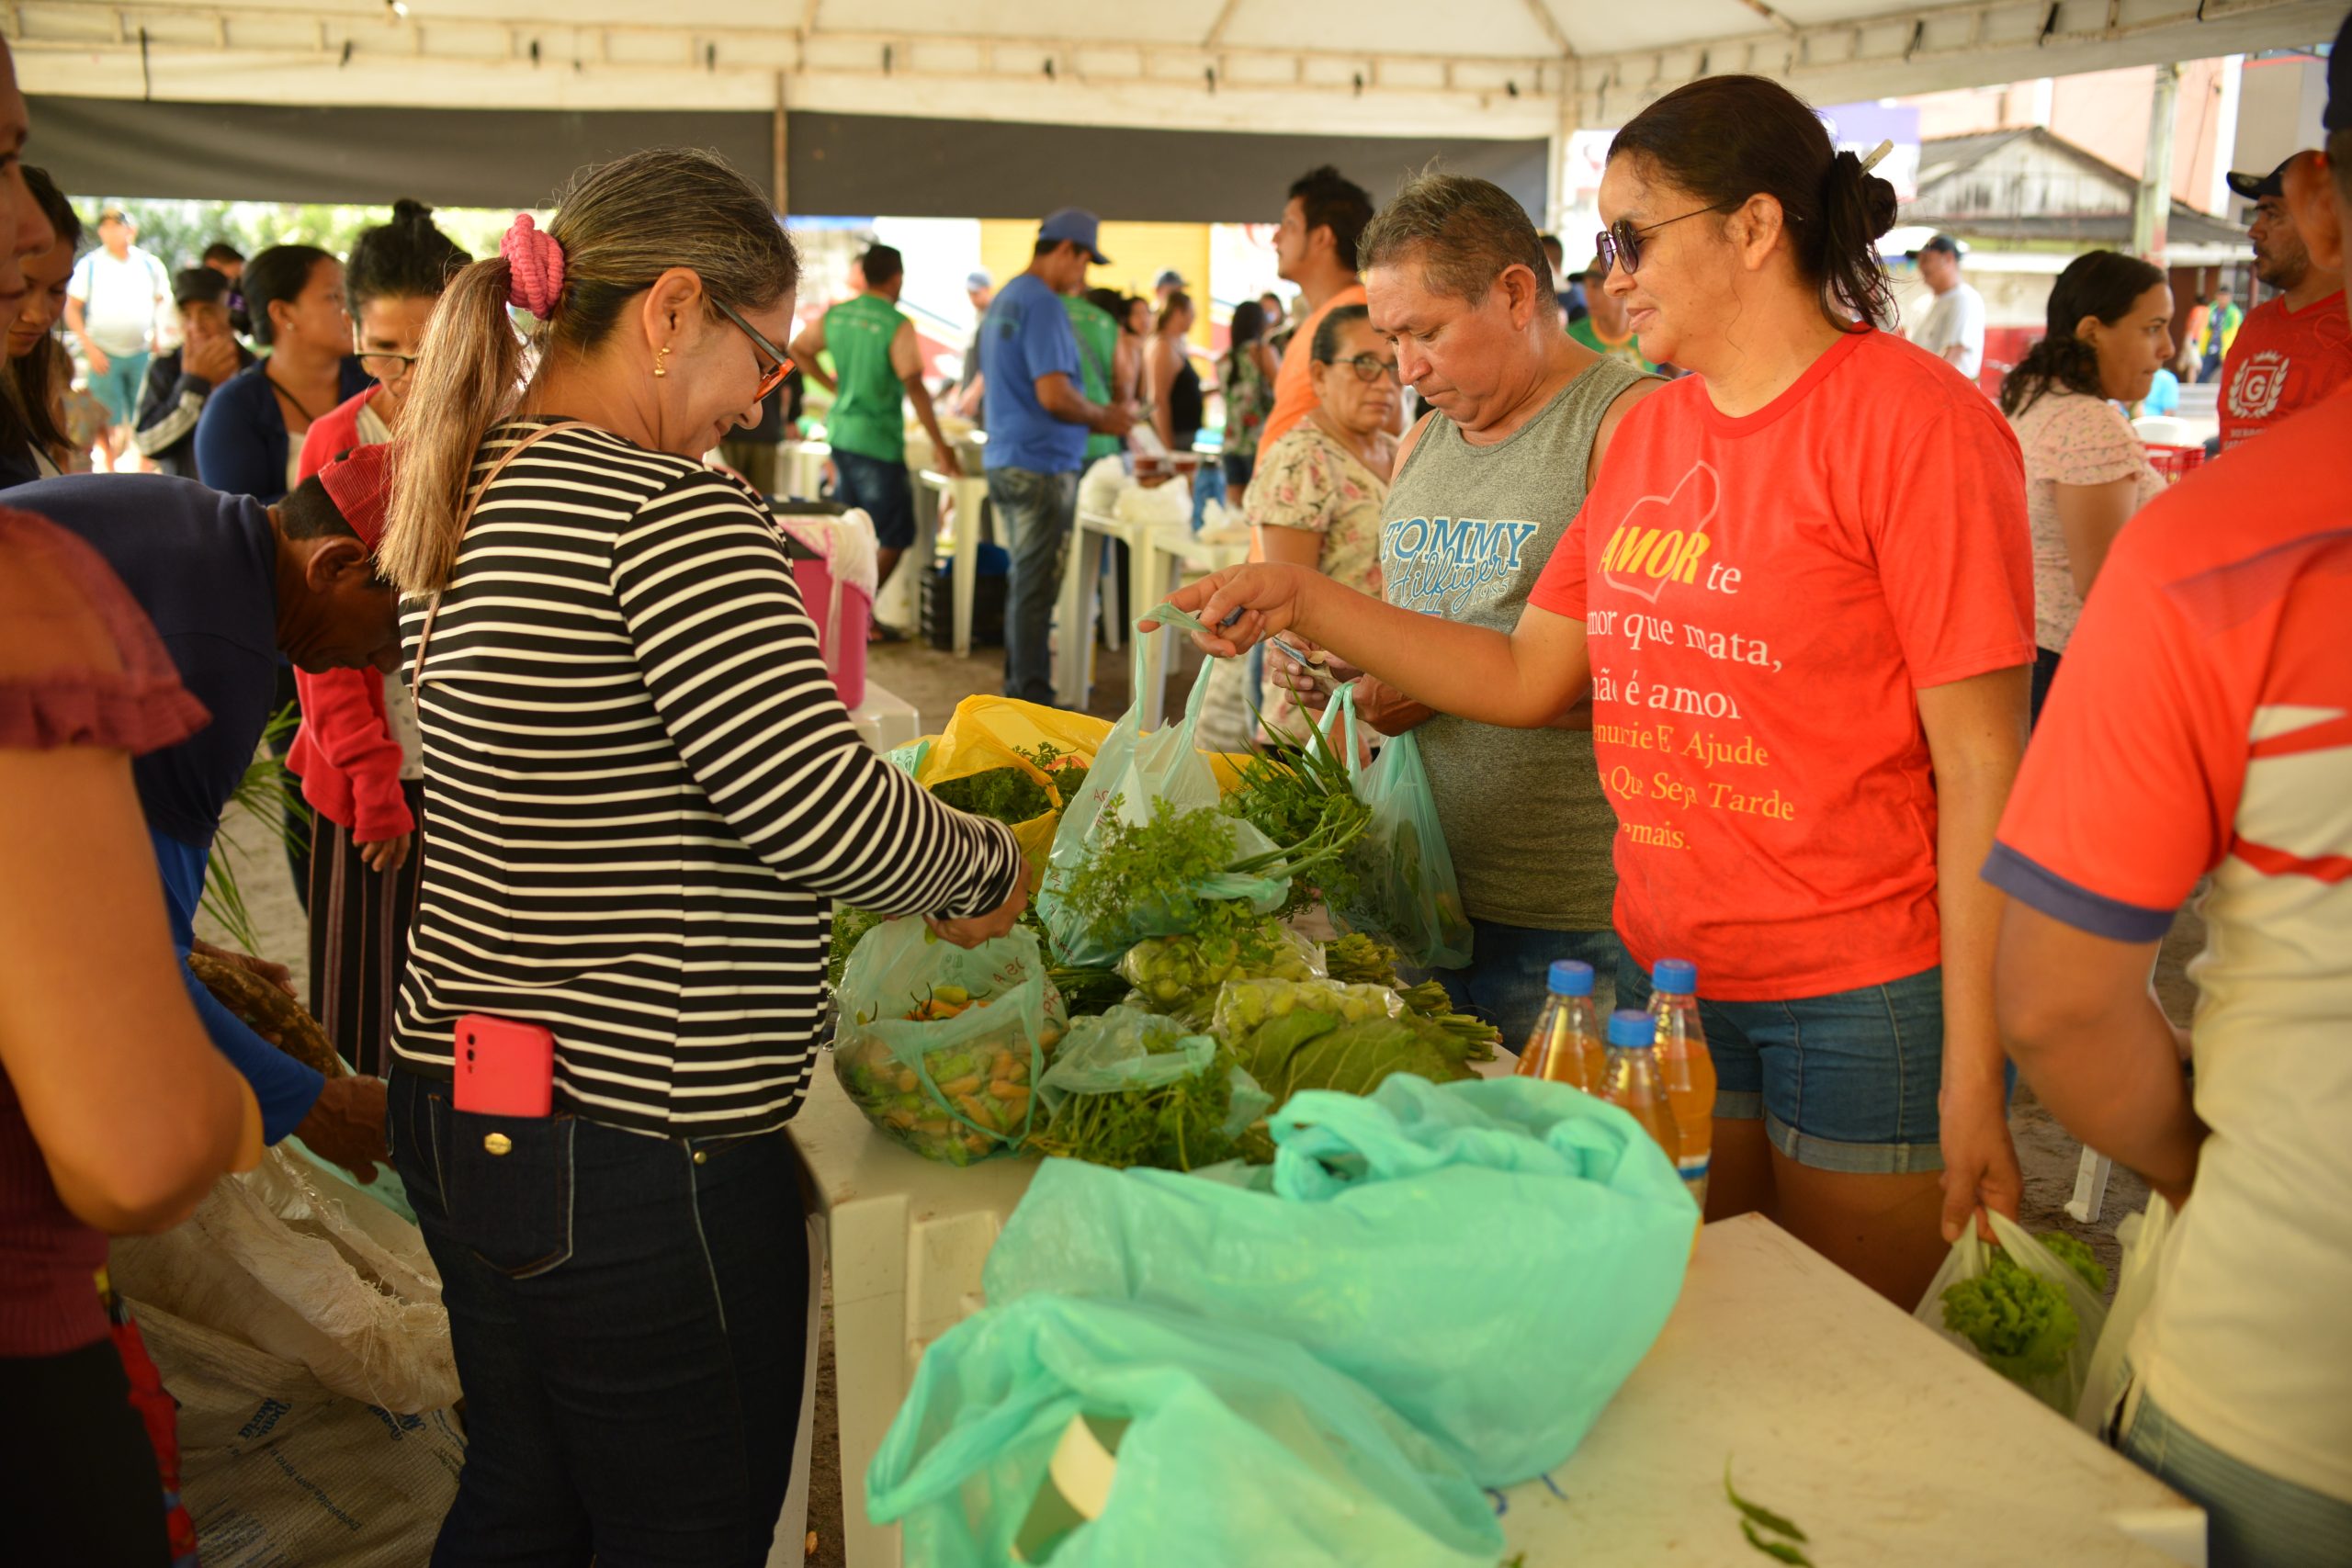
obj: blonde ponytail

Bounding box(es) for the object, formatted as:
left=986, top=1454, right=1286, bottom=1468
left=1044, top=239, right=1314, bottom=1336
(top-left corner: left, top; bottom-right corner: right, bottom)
left=379, top=146, right=797, bottom=599
left=381, top=256, right=526, bottom=596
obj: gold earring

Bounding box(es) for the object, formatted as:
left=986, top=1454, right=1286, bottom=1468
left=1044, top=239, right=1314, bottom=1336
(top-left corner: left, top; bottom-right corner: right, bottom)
left=654, top=344, right=671, bottom=378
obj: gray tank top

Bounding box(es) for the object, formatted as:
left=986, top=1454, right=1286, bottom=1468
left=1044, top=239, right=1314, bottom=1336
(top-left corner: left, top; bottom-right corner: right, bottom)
left=1382, top=358, right=1648, bottom=932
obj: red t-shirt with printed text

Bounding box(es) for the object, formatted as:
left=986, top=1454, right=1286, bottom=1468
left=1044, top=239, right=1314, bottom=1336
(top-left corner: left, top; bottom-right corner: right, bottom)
left=2218, top=290, right=2352, bottom=451
left=1529, top=328, right=2033, bottom=999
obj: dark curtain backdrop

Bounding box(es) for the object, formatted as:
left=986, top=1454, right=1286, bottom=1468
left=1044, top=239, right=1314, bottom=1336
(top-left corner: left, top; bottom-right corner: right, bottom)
left=31, top=96, right=1547, bottom=220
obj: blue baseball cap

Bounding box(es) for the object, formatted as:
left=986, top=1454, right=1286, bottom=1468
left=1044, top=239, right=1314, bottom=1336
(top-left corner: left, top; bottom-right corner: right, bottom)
left=1155, top=267, right=1187, bottom=289
left=1038, top=208, right=1110, bottom=265
left=965, top=269, right=992, bottom=291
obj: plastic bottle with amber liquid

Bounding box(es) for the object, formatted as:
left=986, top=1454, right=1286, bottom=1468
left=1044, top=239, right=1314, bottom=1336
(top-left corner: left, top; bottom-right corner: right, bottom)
left=1603, top=1009, right=1697, bottom=1250
left=1645, top=959, right=1715, bottom=1213
left=1515, top=960, right=1607, bottom=1091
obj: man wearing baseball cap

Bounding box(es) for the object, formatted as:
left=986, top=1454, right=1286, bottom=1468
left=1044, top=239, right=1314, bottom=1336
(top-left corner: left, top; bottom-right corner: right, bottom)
left=2215, top=152, right=2349, bottom=450
left=1904, top=233, right=1985, bottom=381
left=978, top=208, right=1134, bottom=705
left=1984, top=15, right=2352, bottom=1562
left=1153, top=266, right=1186, bottom=308
left=0, top=457, right=401, bottom=1179
left=130, top=266, right=254, bottom=479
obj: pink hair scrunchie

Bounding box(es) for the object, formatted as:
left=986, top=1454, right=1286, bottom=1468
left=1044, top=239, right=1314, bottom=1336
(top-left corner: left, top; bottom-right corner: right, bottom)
left=502, top=213, right=565, bottom=319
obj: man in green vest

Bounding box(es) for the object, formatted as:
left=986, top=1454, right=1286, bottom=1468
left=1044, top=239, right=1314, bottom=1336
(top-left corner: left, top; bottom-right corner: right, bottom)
left=791, top=243, right=961, bottom=615
left=1062, top=285, right=1125, bottom=466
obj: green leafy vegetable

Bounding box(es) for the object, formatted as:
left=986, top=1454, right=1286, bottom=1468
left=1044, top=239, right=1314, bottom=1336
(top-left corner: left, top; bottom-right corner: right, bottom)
left=1940, top=1249, right=2080, bottom=1380
left=1118, top=920, right=1321, bottom=1015
left=1324, top=931, right=1404, bottom=987
left=930, top=766, right=1054, bottom=825
left=1225, top=715, right=1372, bottom=918
left=1027, top=1046, right=1249, bottom=1170
left=1727, top=1461, right=1814, bottom=1565
left=2038, top=1231, right=2109, bottom=1296
left=1237, top=1012, right=1469, bottom=1105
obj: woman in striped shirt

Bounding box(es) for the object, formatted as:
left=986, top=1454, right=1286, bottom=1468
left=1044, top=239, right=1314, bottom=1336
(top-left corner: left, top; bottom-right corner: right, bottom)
left=378, top=150, right=1025, bottom=1566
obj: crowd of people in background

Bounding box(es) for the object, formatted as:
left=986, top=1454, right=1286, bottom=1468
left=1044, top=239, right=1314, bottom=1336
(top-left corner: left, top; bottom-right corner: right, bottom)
left=4, top=10, right=2350, bottom=1565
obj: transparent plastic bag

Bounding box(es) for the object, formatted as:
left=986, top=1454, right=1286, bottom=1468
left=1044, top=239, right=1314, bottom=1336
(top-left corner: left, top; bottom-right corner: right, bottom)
left=865, top=1294, right=1505, bottom=1568
left=2077, top=1194, right=2175, bottom=1435
left=1208, top=976, right=1406, bottom=1041
left=1915, top=1207, right=2109, bottom=1417
left=1038, top=607, right=1287, bottom=966
left=1327, top=684, right=1474, bottom=969
left=1035, top=1005, right=1272, bottom=1148
left=831, top=919, right=1068, bottom=1166
left=988, top=1074, right=1697, bottom=1486
left=1114, top=921, right=1325, bottom=1016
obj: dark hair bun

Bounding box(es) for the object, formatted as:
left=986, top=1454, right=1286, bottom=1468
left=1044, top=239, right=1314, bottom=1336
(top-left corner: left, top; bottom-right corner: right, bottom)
left=390, top=197, right=436, bottom=226
left=1829, top=152, right=1899, bottom=243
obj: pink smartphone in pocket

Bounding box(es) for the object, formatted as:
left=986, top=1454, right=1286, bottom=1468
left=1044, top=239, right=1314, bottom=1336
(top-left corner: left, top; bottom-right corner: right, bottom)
left=453, top=1014, right=556, bottom=1117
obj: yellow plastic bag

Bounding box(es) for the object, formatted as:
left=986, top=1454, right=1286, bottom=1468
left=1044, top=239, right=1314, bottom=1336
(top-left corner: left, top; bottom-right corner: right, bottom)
left=911, top=697, right=1113, bottom=887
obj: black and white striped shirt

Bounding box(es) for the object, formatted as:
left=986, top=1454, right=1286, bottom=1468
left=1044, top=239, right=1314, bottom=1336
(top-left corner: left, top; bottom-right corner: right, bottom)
left=389, top=421, right=1023, bottom=1136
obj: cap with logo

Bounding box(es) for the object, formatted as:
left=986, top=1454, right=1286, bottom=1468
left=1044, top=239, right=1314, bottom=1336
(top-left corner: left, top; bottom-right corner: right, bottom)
left=2225, top=157, right=2299, bottom=203
left=1037, top=209, right=1110, bottom=266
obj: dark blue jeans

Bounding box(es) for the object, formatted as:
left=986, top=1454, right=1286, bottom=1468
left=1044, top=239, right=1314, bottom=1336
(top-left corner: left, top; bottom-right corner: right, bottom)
left=1428, top=919, right=1623, bottom=1055
left=389, top=1067, right=810, bottom=1567
left=987, top=465, right=1080, bottom=706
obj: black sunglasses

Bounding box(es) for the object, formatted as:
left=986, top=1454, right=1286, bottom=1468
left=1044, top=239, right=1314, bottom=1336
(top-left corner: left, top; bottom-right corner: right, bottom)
left=1594, top=201, right=1739, bottom=277
left=712, top=298, right=795, bottom=401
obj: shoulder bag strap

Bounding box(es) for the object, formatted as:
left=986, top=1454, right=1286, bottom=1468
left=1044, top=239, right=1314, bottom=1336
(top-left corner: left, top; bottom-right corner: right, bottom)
left=408, top=419, right=594, bottom=701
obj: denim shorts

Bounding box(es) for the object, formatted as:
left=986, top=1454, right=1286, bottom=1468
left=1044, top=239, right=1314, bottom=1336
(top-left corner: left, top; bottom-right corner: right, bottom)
left=1617, top=961, right=1945, bottom=1175
left=831, top=447, right=916, bottom=549
left=2122, top=1390, right=2352, bottom=1568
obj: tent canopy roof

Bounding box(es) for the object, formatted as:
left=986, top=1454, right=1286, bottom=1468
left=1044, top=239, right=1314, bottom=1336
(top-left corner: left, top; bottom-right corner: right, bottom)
left=13, top=0, right=2343, bottom=137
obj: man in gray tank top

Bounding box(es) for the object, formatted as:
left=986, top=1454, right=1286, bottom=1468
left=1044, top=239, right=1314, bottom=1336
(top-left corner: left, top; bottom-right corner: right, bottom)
left=1276, top=173, right=1656, bottom=1044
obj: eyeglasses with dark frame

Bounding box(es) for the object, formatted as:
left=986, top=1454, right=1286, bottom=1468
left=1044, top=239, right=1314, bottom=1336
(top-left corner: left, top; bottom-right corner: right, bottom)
left=354, top=344, right=421, bottom=380
left=712, top=298, right=796, bottom=401
left=1315, top=351, right=1402, bottom=384
left=1594, top=200, right=1739, bottom=277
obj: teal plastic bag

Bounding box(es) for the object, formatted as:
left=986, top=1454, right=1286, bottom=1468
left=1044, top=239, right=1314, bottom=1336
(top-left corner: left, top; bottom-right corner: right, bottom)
left=865, top=1293, right=1505, bottom=1568
left=831, top=919, right=1067, bottom=1166
left=1327, top=683, right=1475, bottom=969
left=987, top=1073, right=1697, bottom=1485
left=1036, top=606, right=1286, bottom=966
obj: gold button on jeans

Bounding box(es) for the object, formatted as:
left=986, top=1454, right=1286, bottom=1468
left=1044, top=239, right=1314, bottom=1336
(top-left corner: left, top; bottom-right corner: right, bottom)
left=484, top=1132, right=513, bottom=1156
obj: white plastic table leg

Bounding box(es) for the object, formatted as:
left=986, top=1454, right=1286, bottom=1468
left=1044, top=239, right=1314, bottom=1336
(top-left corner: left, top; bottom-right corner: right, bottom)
left=1054, top=524, right=1106, bottom=708
left=2065, top=1145, right=2113, bottom=1224
left=951, top=475, right=985, bottom=659
left=828, top=1191, right=911, bottom=1568
left=765, top=1213, right=829, bottom=1568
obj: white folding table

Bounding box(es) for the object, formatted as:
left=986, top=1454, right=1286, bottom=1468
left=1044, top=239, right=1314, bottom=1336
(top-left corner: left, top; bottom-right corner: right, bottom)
left=1054, top=512, right=1250, bottom=723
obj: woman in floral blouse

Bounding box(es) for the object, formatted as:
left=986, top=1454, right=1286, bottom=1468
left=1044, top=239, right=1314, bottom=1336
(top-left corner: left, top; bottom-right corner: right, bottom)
left=1245, top=302, right=1397, bottom=738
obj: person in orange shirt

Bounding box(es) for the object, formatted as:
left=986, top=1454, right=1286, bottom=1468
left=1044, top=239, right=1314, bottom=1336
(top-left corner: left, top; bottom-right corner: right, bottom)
left=1260, top=165, right=1376, bottom=452
left=2216, top=152, right=2349, bottom=449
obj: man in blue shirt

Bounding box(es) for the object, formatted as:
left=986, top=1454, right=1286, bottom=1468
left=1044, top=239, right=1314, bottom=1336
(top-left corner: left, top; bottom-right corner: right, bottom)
left=980, top=209, right=1135, bottom=705
left=3, top=452, right=402, bottom=1177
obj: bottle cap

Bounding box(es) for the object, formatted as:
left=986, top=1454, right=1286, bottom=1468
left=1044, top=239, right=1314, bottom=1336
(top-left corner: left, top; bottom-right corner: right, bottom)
left=1652, top=958, right=1698, bottom=995
left=1606, top=1010, right=1655, bottom=1049
left=1546, top=960, right=1594, bottom=997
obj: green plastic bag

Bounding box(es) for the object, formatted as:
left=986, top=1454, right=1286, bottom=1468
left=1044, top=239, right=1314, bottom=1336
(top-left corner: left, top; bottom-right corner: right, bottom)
left=865, top=1293, right=1506, bottom=1568
left=1036, top=606, right=1286, bottom=966
left=1035, top=1004, right=1272, bottom=1141
left=831, top=919, right=1068, bottom=1167
left=1327, top=683, right=1475, bottom=968
left=987, top=1073, right=1698, bottom=1486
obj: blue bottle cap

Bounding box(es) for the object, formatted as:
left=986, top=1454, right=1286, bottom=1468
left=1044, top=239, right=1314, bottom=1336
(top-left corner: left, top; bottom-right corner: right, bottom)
left=1606, top=1010, right=1655, bottom=1049
left=1652, top=958, right=1698, bottom=995
left=1546, top=960, right=1594, bottom=997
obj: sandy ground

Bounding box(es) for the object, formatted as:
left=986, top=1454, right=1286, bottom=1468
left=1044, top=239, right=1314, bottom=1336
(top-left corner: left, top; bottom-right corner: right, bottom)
left=207, top=632, right=2199, bottom=1565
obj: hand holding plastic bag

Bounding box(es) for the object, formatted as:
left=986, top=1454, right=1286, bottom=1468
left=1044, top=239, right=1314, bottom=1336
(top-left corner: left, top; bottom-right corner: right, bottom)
left=1915, top=1207, right=2109, bottom=1417
left=988, top=1073, right=1697, bottom=1485
left=865, top=1293, right=1505, bottom=1568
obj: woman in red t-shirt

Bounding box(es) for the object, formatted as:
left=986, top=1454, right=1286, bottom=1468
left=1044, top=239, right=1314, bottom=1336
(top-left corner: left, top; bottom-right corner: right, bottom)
left=288, top=201, right=469, bottom=1077
left=1159, top=74, right=2033, bottom=1306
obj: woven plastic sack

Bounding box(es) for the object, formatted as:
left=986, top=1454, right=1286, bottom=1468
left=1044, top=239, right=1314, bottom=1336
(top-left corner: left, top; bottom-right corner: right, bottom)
left=987, top=1073, right=1697, bottom=1486
left=911, top=695, right=1112, bottom=889
left=1326, top=683, right=1474, bottom=968
left=1915, top=1207, right=2109, bottom=1418
left=2076, top=1195, right=2174, bottom=1435
left=107, top=1143, right=456, bottom=1414
left=832, top=919, right=1068, bottom=1166
left=865, top=1293, right=1504, bottom=1568
left=1038, top=605, right=1287, bottom=966
left=130, top=1302, right=463, bottom=1568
